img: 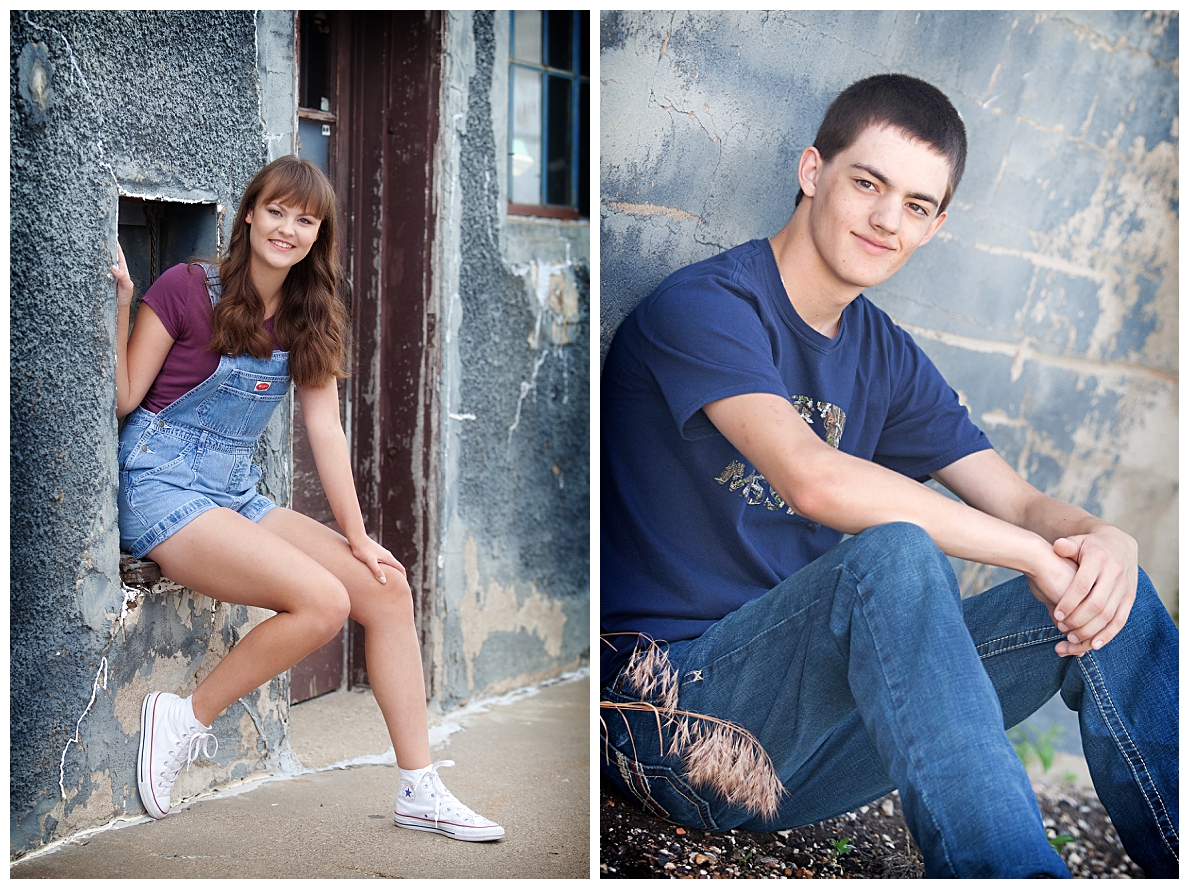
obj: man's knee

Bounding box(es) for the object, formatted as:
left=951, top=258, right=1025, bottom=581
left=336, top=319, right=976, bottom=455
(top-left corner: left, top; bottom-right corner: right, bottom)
left=846, top=522, right=946, bottom=572
left=1127, top=567, right=1176, bottom=638
left=840, top=522, right=956, bottom=609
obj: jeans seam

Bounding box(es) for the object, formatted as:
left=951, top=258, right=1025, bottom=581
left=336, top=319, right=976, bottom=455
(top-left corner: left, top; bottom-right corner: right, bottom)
left=700, top=597, right=821, bottom=677
left=976, top=627, right=1061, bottom=650
left=1077, top=652, right=1179, bottom=859
left=601, top=688, right=719, bottom=830
left=975, top=628, right=1063, bottom=659
left=842, top=561, right=958, bottom=877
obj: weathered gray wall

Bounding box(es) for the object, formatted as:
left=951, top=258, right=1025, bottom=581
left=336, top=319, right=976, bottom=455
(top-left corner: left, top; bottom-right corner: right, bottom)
left=601, top=10, right=1177, bottom=614
left=11, top=10, right=296, bottom=856
left=432, top=11, right=590, bottom=706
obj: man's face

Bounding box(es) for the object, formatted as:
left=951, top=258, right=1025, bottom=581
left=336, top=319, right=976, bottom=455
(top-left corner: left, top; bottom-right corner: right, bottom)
left=799, top=124, right=951, bottom=292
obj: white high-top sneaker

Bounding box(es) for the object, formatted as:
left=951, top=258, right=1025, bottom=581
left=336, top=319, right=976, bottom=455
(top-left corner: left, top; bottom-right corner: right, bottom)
left=137, top=692, right=218, bottom=819
left=394, top=760, right=505, bottom=841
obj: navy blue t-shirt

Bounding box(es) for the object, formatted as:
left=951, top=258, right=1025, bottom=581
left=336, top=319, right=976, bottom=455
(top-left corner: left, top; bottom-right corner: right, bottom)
left=601, top=239, right=991, bottom=682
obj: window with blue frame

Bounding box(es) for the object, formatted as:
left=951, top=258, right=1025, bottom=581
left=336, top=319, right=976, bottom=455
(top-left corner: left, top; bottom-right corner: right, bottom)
left=508, top=11, right=589, bottom=219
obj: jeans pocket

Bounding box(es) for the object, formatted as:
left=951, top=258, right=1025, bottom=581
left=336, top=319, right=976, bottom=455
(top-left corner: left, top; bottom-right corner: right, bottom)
left=126, top=445, right=198, bottom=526
left=607, top=746, right=718, bottom=831
left=192, top=446, right=253, bottom=495
left=602, top=685, right=719, bottom=830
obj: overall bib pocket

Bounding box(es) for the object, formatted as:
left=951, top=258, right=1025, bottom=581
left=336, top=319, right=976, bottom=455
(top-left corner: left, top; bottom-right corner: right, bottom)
left=195, top=369, right=289, bottom=438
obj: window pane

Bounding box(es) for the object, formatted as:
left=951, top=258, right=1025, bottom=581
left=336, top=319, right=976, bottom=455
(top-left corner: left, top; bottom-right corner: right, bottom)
left=545, top=75, right=572, bottom=207
left=299, top=11, right=333, bottom=111
left=297, top=119, right=331, bottom=175
left=512, top=11, right=542, bottom=64
left=546, top=11, right=573, bottom=72
left=511, top=66, right=542, bottom=204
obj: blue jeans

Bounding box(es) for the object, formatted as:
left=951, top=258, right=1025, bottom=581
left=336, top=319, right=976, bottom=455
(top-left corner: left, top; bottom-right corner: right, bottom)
left=601, top=523, right=1178, bottom=878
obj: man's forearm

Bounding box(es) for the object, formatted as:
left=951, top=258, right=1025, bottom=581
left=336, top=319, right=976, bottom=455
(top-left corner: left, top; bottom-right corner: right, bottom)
left=793, top=445, right=1058, bottom=579
left=1019, top=494, right=1112, bottom=544
left=705, top=393, right=1065, bottom=587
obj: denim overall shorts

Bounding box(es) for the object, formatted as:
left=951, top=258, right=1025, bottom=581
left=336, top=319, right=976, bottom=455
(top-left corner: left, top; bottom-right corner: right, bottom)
left=117, top=265, right=289, bottom=559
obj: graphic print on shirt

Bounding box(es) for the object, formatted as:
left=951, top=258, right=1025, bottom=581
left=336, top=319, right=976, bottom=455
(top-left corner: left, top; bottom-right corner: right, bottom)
left=714, top=396, right=847, bottom=514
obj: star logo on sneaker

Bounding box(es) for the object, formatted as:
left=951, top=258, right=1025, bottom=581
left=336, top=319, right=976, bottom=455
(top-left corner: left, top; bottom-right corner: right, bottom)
left=403, top=786, right=414, bottom=799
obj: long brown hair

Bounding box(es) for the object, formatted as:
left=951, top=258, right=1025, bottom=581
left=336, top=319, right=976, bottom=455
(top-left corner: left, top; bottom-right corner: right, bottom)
left=208, top=156, right=349, bottom=386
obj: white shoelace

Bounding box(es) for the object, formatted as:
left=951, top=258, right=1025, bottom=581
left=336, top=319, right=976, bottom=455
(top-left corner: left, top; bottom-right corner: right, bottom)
left=419, top=760, right=488, bottom=826
left=160, top=729, right=218, bottom=788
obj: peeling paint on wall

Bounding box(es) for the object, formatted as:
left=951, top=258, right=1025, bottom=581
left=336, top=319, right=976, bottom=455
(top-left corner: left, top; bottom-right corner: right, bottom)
left=458, top=536, right=567, bottom=692
left=432, top=11, right=589, bottom=709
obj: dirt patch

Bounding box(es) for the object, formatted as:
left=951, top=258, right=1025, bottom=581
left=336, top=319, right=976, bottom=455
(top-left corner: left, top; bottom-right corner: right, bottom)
left=600, top=780, right=1143, bottom=878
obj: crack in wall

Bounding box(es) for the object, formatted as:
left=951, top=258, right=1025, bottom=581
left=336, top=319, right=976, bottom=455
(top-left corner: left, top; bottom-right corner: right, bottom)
left=507, top=350, right=549, bottom=447
left=59, top=658, right=108, bottom=801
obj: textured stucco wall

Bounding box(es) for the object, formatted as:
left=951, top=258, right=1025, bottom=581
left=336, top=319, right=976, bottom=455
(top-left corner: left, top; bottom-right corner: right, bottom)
left=432, top=11, right=590, bottom=708
left=11, top=10, right=296, bottom=856
left=601, top=10, right=1177, bottom=614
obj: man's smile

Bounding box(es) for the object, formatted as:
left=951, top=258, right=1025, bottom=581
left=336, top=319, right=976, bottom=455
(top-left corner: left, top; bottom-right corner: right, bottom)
left=852, top=232, right=894, bottom=254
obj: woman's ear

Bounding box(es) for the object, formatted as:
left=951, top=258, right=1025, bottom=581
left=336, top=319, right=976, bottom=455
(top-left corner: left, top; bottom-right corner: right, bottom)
left=244, top=207, right=254, bottom=225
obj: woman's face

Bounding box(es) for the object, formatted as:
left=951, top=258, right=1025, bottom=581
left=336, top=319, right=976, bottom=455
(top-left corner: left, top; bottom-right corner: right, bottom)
left=244, top=196, right=322, bottom=275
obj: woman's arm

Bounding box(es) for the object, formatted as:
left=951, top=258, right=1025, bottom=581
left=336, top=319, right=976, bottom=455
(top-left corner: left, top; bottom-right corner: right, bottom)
left=112, top=244, right=175, bottom=418
left=296, top=376, right=403, bottom=583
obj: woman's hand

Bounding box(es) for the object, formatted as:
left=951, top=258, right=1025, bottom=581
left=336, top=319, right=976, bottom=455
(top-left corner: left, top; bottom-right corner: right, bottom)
left=111, top=242, right=134, bottom=307
left=349, top=534, right=407, bottom=585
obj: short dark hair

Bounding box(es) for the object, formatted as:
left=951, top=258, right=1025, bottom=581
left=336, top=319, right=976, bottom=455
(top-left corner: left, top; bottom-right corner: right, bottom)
left=795, top=74, right=967, bottom=212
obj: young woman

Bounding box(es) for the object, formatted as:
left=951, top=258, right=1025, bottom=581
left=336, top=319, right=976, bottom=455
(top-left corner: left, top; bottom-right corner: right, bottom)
left=112, top=155, right=503, bottom=841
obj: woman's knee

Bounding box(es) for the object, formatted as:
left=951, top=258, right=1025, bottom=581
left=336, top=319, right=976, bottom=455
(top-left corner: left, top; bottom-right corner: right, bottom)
left=305, top=577, right=352, bottom=643
left=353, top=564, right=415, bottom=630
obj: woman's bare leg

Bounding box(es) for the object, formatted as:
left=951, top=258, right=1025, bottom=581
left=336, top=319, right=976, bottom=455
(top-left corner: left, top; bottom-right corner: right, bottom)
left=258, top=507, right=432, bottom=770
left=147, top=507, right=352, bottom=726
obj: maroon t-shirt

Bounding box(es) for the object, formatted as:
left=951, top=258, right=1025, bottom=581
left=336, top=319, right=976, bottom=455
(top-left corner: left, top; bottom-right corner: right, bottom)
left=140, top=263, right=282, bottom=413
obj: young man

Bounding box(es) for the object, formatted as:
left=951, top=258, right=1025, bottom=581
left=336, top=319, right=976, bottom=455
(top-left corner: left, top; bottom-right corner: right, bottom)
left=600, top=74, right=1177, bottom=878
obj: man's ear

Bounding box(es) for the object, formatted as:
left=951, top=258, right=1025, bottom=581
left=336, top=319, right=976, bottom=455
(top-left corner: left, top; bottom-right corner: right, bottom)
left=918, top=210, right=948, bottom=247
left=798, top=146, right=824, bottom=200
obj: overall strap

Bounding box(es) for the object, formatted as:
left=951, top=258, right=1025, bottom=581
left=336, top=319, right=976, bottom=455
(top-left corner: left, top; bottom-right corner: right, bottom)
left=200, top=262, right=222, bottom=307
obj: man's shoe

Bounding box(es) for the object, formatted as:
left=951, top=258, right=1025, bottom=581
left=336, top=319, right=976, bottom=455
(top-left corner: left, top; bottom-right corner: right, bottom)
left=394, top=760, right=505, bottom=841
left=137, top=692, right=218, bottom=820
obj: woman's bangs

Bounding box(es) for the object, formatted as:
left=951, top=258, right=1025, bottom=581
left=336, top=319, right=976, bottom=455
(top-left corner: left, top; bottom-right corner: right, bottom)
left=257, top=163, right=335, bottom=221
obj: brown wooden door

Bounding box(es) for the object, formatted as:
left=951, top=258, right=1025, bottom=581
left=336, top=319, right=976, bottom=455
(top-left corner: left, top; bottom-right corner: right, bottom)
left=290, top=11, right=442, bottom=703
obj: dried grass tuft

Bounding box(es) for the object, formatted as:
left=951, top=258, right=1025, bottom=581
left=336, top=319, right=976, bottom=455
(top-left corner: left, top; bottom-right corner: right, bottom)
left=620, top=640, right=679, bottom=713
left=601, top=635, right=783, bottom=820
left=669, top=713, right=783, bottom=821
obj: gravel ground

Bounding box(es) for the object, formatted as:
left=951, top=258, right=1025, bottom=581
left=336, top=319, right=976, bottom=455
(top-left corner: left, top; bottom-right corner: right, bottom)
left=601, top=780, right=1143, bottom=878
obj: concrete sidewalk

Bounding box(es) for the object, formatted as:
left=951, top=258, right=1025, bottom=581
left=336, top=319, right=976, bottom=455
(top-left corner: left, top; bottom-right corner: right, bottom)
left=11, top=673, right=590, bottom=879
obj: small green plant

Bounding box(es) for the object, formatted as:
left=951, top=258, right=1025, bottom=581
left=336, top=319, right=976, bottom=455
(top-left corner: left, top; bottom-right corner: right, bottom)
left=1008, top=722, right=1064, bottom=773
left=829, top=836, right=855, bottom=857
left=1047, top=830, right=1074, bottom=852
left=1061, top=770, right=1078, bottom=786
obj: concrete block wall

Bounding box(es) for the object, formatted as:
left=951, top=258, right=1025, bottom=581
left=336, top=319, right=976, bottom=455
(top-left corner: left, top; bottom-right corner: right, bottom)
left=10, top=10, right=296, bottom=856
left=600, top=10, right=1177, bottom=614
